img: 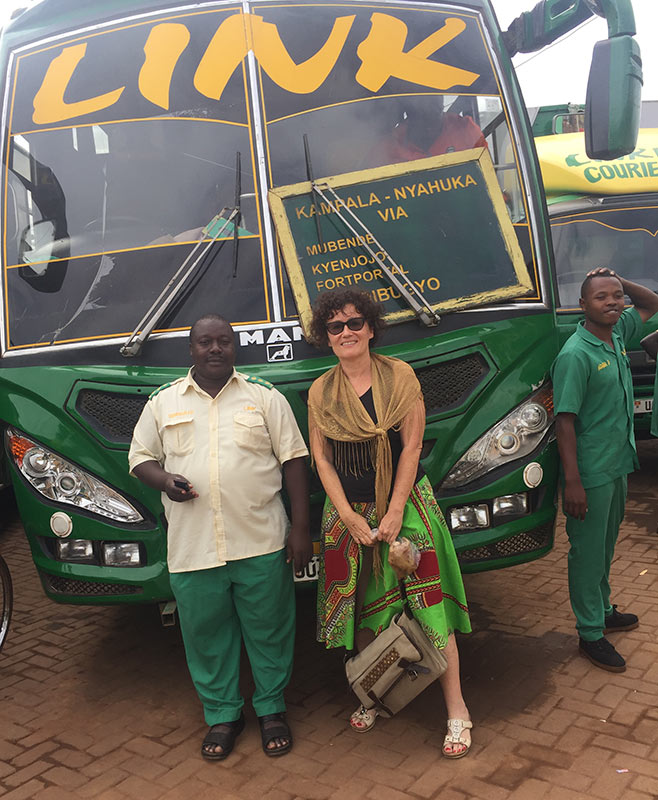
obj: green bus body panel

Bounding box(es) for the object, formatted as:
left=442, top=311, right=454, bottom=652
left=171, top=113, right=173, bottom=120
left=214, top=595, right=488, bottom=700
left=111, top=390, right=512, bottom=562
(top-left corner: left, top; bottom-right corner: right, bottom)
left=557, top=309, right=658, bottom=350
left=1, top=312, right=559, bottom=602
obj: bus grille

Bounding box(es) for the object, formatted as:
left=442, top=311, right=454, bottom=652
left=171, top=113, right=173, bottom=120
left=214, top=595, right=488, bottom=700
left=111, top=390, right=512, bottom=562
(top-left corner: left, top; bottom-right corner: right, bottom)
left=76, top=390, right=149, bottom=443
left=42, top=573, right=142, bottom=596
left=457, top=522, right=553, bottom=565
left=74, top=353, right=490, bottom=443
left=415, top=354, right=489, bottom=416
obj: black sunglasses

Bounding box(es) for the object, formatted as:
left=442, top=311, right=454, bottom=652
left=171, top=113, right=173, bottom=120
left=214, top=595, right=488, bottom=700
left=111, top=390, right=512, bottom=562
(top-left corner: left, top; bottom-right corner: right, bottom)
left=326, top=317, right=366, bottom=335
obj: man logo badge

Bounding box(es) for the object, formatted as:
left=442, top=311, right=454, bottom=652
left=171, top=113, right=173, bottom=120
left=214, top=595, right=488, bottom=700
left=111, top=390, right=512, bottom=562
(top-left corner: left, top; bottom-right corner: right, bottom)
left=267, top=343, right=294, bottom=362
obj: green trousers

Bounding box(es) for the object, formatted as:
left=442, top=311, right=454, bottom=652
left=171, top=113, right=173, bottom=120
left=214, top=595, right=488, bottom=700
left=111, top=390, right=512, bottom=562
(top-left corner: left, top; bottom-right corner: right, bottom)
left=169, top=548, right=295, bottom=725
left=565, top=476, right=627, bottom=642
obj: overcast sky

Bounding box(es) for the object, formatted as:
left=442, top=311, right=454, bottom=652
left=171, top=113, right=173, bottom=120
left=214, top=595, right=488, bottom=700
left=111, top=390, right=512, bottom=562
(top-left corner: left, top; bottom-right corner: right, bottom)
left=493, top=0, right=657, bottom=106
left=0, top=0, right=655, bottom=107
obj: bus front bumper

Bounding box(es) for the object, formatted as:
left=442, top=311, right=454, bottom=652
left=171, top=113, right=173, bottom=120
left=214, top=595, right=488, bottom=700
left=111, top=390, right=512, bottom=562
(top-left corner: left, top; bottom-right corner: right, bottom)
left=438, top=441, right=559, bottom=574
left=11, top=475, right=171, bottom=605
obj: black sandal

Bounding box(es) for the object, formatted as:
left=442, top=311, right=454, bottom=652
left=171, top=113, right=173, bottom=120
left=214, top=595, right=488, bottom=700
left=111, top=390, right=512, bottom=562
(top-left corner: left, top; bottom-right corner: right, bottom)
left=201, top=713, right=245, bottom=761
left=258, top=712, right=293, bottom=757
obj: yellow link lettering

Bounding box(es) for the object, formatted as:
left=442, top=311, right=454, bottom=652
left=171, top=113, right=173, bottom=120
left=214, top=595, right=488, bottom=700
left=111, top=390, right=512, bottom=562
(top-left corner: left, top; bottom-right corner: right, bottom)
left=356, top=14, right=479, bottom=92
left=139, top=23, right=191, bottom=110
left=30, top=12, right=480, bottom=124
left=194, top=13, right=248, bottom=101
left=250, top=14, right=355, bottom=94
left=32, top=43, right=124, bottom=124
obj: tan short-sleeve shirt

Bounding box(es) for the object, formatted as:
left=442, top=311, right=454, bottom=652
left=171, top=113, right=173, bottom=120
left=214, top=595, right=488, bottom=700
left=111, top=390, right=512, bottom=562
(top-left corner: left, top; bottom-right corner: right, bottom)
left=128, top=369, right=308, bottom=573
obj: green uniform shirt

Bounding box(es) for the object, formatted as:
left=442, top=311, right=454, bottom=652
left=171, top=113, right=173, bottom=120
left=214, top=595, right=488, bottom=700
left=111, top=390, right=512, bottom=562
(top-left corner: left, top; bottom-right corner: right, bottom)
left=551, top=307, right=641, bottom=490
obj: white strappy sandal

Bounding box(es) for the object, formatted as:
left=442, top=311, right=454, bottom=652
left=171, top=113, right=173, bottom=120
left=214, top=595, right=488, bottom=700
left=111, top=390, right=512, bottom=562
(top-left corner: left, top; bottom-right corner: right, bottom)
left=442, top=718, right=472, bottom=758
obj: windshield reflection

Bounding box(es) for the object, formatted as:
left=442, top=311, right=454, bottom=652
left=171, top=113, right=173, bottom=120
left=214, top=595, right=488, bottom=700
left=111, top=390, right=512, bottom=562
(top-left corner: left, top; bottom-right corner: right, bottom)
left=5, top=119, right=262, bottom=348
left=7, top=119, right=255, bottom=268
left=553, top=207, right=658, bottom=308
left=268, top=93, right=523, bottom=223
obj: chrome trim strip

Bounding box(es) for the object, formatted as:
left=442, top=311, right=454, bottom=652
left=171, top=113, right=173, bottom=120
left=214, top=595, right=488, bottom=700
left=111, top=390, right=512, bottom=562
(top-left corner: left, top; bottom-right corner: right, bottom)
left=460, top=302, right=547, bottom=313
left=243, top=0, right=282, bottom=322
left=257, top=1, right=488, bottom=8
left=8, top=1, right=240, bottom=55
left=477, top=15, right=551, bottom=306
left=0, top=46, right=16, bottom=358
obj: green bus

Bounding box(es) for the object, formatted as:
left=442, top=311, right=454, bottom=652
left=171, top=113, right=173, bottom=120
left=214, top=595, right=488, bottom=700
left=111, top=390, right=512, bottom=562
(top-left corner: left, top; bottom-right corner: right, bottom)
left=531, top=103, right=585, bottom=138
left=536, top=126, right=658, bottom=437
left=0, top=0, right=642, bottom=609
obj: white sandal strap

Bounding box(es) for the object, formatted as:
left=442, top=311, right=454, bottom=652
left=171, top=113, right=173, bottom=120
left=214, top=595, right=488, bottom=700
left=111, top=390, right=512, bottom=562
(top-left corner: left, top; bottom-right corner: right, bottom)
left=445, top=718, right=472, bottom=744
left=352, top=706, right=376, bottom=719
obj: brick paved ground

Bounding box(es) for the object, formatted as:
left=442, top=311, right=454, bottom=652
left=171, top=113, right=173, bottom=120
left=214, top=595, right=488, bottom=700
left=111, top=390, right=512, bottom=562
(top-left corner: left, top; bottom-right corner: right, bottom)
left=1, top=443, right=657, bottom=800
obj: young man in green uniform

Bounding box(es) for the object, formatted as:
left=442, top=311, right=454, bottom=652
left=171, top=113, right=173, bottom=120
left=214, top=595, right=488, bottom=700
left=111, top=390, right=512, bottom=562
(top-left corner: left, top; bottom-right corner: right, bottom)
left=552, top=268, right=658, bottom=672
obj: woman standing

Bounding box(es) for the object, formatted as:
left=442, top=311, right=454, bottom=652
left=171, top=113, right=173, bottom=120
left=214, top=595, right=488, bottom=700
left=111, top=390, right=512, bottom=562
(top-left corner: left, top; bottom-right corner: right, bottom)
left=308, top=289, right=472, bottom=758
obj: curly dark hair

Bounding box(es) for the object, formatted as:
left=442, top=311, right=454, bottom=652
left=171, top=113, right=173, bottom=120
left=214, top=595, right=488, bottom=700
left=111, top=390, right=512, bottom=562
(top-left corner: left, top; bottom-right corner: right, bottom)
left=580, top=268, right=621, bottom=300
left=309, top=289, right=386, bottom=348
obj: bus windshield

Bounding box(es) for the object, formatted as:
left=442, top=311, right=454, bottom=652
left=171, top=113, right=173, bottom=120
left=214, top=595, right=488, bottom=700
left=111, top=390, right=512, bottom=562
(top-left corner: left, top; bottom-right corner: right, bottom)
left=2, top=2, right=539, bottom=353
left=552, top=204, right=658, bottom=309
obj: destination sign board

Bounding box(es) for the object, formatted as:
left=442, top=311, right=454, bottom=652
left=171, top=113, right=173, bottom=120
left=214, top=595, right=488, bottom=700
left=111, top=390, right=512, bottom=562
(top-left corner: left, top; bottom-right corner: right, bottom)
left=269, top=148, right=534, bottom=335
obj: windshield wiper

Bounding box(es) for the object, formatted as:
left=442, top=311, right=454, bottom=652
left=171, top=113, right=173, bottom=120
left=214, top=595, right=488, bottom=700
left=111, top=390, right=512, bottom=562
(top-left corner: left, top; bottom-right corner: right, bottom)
left=304, top=134, right=324, bottom=248
left=311, top=182, right=440, bottom=327
left=120, top=206, right=239, bottom=357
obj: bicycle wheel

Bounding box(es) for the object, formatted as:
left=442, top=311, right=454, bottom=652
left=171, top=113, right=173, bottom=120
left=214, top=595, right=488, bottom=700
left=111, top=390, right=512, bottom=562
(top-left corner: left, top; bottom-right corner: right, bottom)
left=0, top=555, right=12, bottom=653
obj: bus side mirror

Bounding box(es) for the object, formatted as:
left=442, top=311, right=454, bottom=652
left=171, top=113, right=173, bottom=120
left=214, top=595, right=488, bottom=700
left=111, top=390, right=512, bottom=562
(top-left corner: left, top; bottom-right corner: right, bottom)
left=585, top=35, right=642, bottom=160
left=19, top=219, right=56, bottom=269
left=18, top=219, right=69, bottom=292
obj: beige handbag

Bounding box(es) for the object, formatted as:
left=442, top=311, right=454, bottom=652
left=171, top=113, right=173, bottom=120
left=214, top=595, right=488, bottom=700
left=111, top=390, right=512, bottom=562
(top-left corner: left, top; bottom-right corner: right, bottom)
left=344, top=546, right=447, bottom=718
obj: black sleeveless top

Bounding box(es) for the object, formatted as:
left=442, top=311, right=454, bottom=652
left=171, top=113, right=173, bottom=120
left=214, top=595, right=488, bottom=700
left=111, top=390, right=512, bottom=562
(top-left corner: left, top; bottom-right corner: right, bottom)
left=331, top=388, right=424, bottom=503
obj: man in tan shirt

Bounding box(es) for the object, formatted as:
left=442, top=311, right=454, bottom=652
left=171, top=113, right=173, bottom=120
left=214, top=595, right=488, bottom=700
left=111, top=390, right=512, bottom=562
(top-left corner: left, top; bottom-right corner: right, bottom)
left=129, top=314, right=310, bottom=761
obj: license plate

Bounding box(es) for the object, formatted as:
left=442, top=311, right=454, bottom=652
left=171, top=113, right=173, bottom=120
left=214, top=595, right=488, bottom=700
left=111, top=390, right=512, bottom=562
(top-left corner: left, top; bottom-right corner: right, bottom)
left=293, top=554, right=320, bottom=582
left=634, top=398, right=653, bottom=415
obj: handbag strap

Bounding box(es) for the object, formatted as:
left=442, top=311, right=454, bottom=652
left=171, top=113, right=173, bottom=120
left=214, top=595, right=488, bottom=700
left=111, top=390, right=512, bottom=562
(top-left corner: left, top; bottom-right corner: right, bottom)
left=398, top=578, right=413, bottom=618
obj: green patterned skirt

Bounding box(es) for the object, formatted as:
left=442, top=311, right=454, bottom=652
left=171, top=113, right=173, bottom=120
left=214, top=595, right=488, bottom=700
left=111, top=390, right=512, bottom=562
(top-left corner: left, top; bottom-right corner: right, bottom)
left=317, top=475, right=471, bottom=651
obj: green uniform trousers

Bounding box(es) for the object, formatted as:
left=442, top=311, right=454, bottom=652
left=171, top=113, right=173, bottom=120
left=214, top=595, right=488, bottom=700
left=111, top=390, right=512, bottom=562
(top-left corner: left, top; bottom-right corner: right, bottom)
left=169, top=548, right=295, bottom=725
left=565, top=475, right=627, bottom=642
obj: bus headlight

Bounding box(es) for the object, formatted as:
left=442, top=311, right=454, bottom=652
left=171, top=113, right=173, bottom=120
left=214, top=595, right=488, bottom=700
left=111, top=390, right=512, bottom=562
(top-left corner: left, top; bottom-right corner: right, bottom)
left=5, top=428, right=143, bottom=524
left=56, top=539, right=94, bottom=561
left=449, top=504, right=489, bottom=531
left=102, top=542, right=142, bottom=566
left=441, top=385, right=554, bottom=490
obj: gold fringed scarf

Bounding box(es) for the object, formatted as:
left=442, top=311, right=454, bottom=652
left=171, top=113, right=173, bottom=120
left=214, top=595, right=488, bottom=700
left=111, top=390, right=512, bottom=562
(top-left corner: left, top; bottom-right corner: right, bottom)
left=308, top=353, right=423, bottom=573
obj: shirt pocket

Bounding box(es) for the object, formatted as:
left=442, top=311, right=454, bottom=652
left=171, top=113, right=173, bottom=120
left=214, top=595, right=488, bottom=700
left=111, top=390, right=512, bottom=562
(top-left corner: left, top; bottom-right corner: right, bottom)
left=161, top=417, right=195, bottom=456
left=233, top=411, right=270, bottom=452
